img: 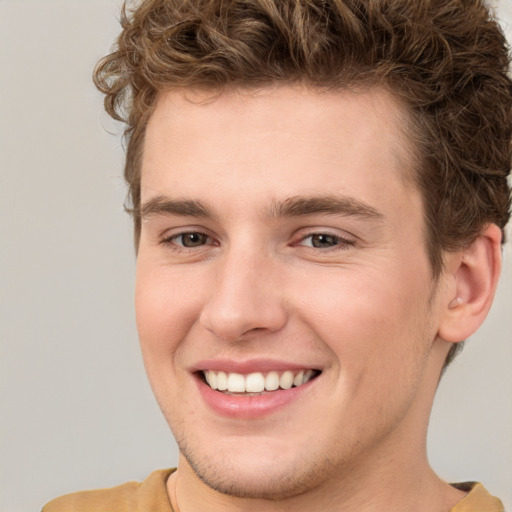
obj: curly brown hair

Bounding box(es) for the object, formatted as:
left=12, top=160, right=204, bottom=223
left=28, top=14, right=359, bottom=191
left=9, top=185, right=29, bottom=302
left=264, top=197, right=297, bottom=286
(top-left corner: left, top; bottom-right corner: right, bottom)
left=94, top=0, right=512, bottom=364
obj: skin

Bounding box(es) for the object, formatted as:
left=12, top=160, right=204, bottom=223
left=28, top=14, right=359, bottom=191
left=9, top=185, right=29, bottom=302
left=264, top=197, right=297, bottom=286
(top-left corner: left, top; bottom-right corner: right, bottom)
left=135, top=84, right=500, bottom=512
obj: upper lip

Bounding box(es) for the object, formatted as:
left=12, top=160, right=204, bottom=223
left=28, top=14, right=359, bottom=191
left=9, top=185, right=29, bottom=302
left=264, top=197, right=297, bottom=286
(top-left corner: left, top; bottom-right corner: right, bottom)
left=191, top=358, right=321, bottom=374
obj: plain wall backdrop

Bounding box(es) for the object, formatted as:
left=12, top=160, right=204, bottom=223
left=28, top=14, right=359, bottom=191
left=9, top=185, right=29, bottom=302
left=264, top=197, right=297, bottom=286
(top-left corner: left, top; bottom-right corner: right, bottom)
left=1, top=1, right=511, bottom=511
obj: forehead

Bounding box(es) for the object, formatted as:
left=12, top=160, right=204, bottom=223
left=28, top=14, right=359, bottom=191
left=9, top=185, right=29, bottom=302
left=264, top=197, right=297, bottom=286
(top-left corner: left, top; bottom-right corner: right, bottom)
left=141, top=84, right=417, bottom=208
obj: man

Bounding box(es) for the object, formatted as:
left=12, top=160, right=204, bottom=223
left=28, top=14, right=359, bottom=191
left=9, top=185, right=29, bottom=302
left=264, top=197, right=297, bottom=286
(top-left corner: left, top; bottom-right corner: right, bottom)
left=43, top=0, right=510, bottom=510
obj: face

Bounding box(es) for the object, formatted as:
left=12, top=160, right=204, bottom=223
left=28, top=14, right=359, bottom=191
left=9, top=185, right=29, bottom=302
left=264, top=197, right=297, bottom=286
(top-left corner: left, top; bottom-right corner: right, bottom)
left=136, top=85, right=449, bottom=499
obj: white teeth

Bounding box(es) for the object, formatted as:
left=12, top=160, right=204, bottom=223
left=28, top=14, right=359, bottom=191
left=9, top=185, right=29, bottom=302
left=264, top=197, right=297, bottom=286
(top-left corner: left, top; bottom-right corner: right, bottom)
left=227, top=372, right=245, bottom=392
left=217, top=371, right=228, bottom=391
left=245, top=372, right=265, bottom=392
left=279, top=371, right=294, bottom=389
left=203, top=369, right=318, bottom=393
left=303, top=370, right=315, bottom=384
left=265, top=371, right=280, bottom=391
left=207, top=370, right=217, bottom=390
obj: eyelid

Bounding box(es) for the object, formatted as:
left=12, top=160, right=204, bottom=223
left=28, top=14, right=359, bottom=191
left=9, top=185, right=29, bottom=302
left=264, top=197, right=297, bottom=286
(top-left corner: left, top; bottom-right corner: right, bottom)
left=160, top=228, right=219, bottom=250
left=291, top=228, right=358, bottom=253
left=299, top=234, right=353, bottom=245
left=294, top=227, right=356, bottom=242
left=157, top=225, right=357, bottom=252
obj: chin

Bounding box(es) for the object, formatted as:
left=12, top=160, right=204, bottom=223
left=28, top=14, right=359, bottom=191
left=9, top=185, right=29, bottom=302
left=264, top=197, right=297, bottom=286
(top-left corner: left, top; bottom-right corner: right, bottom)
left=188, top=456, right=327, bottom=500
left=177, top=434, right=339, bottom=500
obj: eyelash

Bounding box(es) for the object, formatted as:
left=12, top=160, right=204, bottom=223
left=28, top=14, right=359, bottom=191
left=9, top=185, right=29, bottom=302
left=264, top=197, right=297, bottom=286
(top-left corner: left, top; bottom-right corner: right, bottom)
left=161, top=231, right=216, bottom=251
left=159, top=230, right=356, bottom=253
left=294, top=232, right=355, bottom=251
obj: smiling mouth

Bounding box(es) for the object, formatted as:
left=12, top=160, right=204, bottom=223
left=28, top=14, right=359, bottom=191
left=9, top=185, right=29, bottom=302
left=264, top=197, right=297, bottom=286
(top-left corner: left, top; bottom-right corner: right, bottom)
left=201, top=369, right=321, bottom=394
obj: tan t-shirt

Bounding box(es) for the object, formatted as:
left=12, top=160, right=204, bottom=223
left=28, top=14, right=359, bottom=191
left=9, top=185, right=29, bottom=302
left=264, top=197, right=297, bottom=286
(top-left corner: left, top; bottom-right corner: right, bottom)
left=42, top=469, right=505, bottom=512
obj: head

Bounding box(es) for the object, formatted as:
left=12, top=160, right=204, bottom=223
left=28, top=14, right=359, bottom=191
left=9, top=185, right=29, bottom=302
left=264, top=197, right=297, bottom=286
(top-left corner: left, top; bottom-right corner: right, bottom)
left=93, top=0, right=511, bottom=501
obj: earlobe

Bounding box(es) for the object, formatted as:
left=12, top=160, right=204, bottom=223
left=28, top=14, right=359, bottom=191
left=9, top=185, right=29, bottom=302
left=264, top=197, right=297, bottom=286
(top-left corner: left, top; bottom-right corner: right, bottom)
left=438, top=224, right=502, bottom=343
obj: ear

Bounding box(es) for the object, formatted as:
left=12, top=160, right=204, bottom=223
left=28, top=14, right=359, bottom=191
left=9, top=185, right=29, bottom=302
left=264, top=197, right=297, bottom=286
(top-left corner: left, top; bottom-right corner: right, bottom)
left=438, top=224, right=502, bottom=343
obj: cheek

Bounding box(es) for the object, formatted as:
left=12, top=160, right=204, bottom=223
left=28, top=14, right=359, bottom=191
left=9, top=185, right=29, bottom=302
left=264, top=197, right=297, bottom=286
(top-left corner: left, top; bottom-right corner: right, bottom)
left=294, top=268, right=434, bottom=425
left=291, top=264, right=432, bottom=371
left=134, top=263, right=205, bottom=356
left=134, top=264, right=208, bottom=418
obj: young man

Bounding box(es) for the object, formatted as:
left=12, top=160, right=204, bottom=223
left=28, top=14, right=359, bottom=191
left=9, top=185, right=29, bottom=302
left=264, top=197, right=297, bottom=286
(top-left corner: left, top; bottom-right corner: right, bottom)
left=44, top=0, right=510, bottom=510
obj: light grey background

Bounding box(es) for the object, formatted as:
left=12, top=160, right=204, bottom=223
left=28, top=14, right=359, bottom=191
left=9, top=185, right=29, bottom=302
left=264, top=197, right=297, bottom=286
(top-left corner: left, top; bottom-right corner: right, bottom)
left=1, top=1, right=511, bottom=511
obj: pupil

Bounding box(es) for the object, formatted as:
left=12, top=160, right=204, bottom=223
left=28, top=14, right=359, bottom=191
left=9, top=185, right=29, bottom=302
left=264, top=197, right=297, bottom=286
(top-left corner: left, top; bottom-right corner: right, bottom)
left=183, top=233, right=206, bottom=247
left=312, top=234, right=337, bottom=248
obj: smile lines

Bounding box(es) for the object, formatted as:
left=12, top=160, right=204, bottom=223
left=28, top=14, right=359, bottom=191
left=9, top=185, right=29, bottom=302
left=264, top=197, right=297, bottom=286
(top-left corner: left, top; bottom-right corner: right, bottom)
left=203, top=369, right=318, bottom=393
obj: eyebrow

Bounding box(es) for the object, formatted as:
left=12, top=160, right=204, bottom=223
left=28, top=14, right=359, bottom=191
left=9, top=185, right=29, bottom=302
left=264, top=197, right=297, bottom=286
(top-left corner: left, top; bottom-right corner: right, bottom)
left=140, top=196, right=216, bottom=220
left=267, top=195, right=384, bottom=220
left=140, top=194, right=384, bottom=222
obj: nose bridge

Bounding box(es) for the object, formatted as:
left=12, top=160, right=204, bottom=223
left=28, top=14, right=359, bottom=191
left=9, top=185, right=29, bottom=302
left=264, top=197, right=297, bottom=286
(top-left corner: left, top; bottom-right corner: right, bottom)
left=199, top=242, right=287, bottom=342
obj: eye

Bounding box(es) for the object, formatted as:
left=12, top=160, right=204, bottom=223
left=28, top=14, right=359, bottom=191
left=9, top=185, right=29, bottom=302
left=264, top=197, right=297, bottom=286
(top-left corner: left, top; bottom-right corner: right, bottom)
left=165, top=231, right=213, bottom=248
left=308, top=234, right=340, bottom=248
left=298, top=233, right=354, bottom=249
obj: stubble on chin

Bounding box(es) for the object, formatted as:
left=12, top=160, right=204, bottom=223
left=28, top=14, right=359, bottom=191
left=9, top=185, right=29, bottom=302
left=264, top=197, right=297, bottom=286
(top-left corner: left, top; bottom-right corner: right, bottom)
left=175, top=432, right=340, bottom=501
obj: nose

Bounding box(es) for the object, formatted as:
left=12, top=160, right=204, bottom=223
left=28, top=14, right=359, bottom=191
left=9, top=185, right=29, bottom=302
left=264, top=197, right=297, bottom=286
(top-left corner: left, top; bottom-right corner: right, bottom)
left=199, top=247, right=288, bottom=342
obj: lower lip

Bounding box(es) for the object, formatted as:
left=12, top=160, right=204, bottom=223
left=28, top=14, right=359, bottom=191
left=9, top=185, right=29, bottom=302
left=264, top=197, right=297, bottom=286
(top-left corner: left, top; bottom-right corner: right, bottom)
left=196, top=376, right=317, bottom=419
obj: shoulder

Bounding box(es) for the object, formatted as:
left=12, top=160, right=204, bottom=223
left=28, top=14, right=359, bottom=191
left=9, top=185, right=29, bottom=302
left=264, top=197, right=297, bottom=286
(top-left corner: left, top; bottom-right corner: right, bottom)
left=41, top=469, right=175, bottom=512
left=450, top=482, right=505, bottom=512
